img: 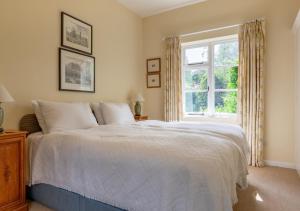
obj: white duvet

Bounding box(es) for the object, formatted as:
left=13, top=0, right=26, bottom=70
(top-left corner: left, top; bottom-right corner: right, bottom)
left=28, top=121, right=249, bottom=211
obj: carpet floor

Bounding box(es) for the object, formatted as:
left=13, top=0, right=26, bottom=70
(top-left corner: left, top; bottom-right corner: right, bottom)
left=29, top=166, right=300, bottom=211
left=233, top=166, right=300, bottom=211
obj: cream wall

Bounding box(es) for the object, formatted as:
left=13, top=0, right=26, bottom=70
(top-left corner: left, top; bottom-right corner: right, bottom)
left=143, top=0, right=300, bottom=165
left=0, top=0, right=143, bottom=129
left=294, top=10, right=300, bottom=175
left=1, top=0, right=299, bottom=166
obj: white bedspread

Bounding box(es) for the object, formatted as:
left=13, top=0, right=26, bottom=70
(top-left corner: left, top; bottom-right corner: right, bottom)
left=28, top=121, right=249, bottom=211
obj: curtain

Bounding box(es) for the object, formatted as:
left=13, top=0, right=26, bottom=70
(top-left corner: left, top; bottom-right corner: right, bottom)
left=164, top=37, right=182, bottom=122
left=238, top=20, right=265, bottom=167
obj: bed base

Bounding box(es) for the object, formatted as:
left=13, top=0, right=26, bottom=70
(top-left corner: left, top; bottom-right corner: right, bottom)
left=27, top=184, right=125, bottom=211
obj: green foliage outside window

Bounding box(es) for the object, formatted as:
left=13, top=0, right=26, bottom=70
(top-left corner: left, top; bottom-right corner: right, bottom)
left=185, top=70, right=208, bottom=113
left=215, top=66, right=238, bottom=113
left=184, top=66, right=238, bottom=114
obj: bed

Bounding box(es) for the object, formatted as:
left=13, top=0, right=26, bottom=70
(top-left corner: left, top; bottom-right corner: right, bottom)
left=22, top=112, right=249, bottom=211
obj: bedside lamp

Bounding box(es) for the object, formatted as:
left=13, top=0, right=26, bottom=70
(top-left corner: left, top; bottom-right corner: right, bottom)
left=134, top=94, right=144, bottom=116
left=0, top=85, right=14, bottom=133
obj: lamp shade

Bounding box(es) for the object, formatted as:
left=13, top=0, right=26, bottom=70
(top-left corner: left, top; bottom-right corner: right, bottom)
left=135, top=94, right=144, bottom=102
left=0, top=85, right=14, bottom=103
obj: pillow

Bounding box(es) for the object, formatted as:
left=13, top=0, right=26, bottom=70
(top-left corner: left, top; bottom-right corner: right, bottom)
left=32, top=100, right=48, bottom=133
left=100, top=102, right=135, bottom=124
left=37, top=100, right=98, bottom=133
left=90, top=103, right=105, bottom=125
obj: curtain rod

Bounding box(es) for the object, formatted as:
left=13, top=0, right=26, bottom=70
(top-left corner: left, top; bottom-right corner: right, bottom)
left=163, top=18, right=265, bottom=40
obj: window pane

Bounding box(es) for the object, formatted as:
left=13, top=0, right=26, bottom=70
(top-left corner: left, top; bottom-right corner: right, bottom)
left=185, top=46, right=208, bottom=65
left=214, top=41, right=238, bottom=66
left=215, top=91, right=237, bottom=113
left=185, top=92, right=208, bottom=113
left=184, top=69, right=208, bottom=90
left=214, top=66, right=238, bottom=89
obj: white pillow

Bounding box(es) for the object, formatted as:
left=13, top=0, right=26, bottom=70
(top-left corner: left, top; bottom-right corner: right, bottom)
left=90, top=103, right=105, bottom=125
left=37, top=100, right=98, bottom=133
left=100, top=102, right=135, bottom=124
left=32, top=100, right=48, bottom=133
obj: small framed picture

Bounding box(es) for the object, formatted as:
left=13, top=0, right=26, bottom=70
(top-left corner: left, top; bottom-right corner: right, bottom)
left=59, top=48, right=95, bottom=93
left=61, top=12, right=93, bottom=54
left=147, top=58, right=161, bottom=73
left=147, top=73, right=161, bottom=88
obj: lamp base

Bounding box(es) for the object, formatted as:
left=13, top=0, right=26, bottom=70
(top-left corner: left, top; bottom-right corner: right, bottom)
left=134, top=102, right=142, bottom=116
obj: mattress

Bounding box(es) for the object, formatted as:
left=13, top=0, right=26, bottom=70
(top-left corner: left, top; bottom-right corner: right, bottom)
left=27, top=121, right=249, bottom=211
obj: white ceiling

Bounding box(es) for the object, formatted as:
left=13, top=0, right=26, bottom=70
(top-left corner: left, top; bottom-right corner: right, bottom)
left=117, top=0, right=207, bottom=17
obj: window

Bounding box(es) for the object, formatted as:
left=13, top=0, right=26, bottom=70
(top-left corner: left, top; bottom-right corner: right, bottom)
left=182, top=35, right=238, bottom=117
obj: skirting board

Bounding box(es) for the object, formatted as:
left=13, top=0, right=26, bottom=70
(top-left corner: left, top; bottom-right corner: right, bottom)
left=264, top=160, right=296, bottom=169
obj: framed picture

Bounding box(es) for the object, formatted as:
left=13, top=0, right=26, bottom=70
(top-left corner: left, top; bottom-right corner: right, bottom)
left=59, top=48, right=95, bottom=93
left=61, top=12, right=93, bottom=54
left=147, top=58, right=161, bottom=73
left=147, top=73, right=161, bottom=88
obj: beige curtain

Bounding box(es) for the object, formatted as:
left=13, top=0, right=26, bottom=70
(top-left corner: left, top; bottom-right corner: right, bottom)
left=164, top=37, right=182, bottom=122
left=238, top=20, right=265, bottom=167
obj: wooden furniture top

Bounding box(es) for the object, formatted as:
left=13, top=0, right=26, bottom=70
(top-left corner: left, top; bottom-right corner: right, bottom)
left=134, top=115, right=148, bottom=121
left=0, top=130, right=27, bottom=138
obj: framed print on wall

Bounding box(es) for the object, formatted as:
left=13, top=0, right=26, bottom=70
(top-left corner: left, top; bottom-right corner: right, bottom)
left=61, top=12, right=93, bottom=54
left=59, top=48, right=95, bottom=93
left=147, top=73, right=161, bottom=88
left=147, top=58, right=161, bottom=73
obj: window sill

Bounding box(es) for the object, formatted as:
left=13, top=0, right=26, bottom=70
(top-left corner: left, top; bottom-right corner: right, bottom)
left=183, top=114, right=238, bottom=124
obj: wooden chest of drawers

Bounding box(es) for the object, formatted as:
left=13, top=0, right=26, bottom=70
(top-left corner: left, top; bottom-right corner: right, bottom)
left=0, top=131, right=28, bottom=211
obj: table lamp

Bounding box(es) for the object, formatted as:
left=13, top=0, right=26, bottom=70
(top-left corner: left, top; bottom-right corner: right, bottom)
left=134, top=94, right=144, bottom=116
left=0, top=85, right=14, bottom=133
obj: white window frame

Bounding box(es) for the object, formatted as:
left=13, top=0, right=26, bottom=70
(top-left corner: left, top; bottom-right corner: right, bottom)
left=181, top=34, right=238, bottom=118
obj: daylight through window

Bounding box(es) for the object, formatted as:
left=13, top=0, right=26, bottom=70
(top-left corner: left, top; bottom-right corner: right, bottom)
left=182, top=35, right=238, bottom=117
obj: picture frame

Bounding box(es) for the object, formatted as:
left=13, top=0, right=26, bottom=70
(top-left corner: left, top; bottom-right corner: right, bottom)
left=59, top=48, right=95, bottom=93
left=147, top=73, right=161, bottom=88
left=147, top=58, right=161, bottom=73
left=61, top=12, right=93, bottom=55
